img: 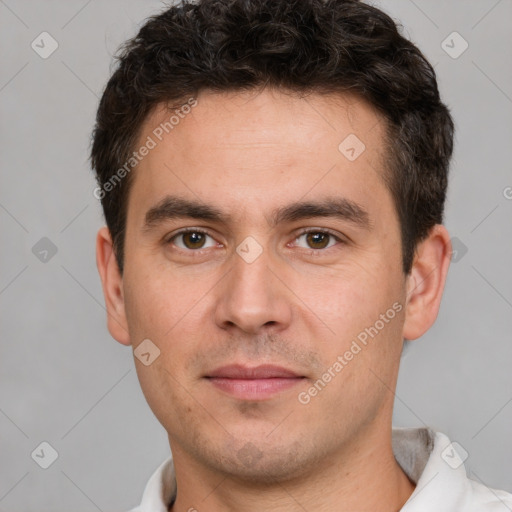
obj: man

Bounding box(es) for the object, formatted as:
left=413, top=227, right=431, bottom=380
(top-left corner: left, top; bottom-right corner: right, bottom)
left=91, top=0, right=512, bottom=510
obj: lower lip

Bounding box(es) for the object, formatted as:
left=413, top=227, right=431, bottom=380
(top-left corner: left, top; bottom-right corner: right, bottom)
left=207, top=377, right=304, bottom=400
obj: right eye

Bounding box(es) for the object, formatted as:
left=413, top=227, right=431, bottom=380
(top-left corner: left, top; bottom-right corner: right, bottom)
left=166, top=228, right=219, bottom=252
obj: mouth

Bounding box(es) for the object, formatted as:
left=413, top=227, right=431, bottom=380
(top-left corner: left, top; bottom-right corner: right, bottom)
left=204, top=364, right=306, bottom=400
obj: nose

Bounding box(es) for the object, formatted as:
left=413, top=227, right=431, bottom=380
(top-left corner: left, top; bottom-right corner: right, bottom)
left=214, top=243, right=293, bottom=335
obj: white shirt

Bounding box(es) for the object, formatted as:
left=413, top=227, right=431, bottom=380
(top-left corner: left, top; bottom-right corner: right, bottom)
left=127, top=427, right=512, bottom=511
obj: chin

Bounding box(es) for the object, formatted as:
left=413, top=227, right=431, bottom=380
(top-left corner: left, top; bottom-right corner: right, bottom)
left=201, top=434, right=323, bottom=484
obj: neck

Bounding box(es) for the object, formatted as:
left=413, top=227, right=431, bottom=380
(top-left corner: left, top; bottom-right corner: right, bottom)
left=168, top=423, right=416, bottom=512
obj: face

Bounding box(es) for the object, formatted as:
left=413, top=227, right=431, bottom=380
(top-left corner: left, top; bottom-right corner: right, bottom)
left=100, top=88, right=421, bottom=482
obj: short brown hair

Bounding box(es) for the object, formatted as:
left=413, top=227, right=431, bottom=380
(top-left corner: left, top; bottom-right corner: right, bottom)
left=90, top=0, right=454, bottom=275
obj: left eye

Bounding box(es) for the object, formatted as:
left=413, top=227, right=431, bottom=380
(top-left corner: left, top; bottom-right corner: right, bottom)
left=169, top=230, right=217, bottom=250
left=293, top=230, right=341, bottom=250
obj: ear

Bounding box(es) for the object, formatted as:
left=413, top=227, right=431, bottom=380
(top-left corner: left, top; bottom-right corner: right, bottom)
left=95, top=226, right=131, bottom=345
left=403, top=224, right=452, bottom=341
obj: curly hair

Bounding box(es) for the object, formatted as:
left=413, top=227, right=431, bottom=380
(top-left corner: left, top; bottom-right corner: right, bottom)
left=90, top=0, right=454, bottom=275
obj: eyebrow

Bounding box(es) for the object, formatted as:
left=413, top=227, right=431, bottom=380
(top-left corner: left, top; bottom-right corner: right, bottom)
left=143, top=195, right=372, bottom=232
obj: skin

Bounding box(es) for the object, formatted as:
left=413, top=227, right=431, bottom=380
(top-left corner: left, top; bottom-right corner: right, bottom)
left=96, top=88, right=452, bottom=511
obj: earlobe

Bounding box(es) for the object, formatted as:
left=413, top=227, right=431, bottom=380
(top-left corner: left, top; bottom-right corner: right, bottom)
left=95, top=226, right=131, bottom=345
left=402, top=224, right=452, bottom=341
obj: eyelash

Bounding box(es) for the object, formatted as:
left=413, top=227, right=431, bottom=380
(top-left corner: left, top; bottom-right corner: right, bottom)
left=165, top=228, right=216, bottom=254
left=165, top=227, right=345, bottom=254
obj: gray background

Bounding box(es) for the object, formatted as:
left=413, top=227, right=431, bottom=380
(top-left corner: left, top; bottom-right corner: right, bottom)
left=1, top=1, right=511, bottom=510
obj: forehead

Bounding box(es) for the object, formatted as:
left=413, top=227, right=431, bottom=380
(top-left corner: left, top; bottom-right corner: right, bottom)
left=141, top=88, right=385, bottom=153
left=127, top=88, right=391, bottom=225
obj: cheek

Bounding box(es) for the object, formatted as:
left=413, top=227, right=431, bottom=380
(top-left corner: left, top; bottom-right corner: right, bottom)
left=123, top=269, right=202, bottom=428
left=306, top=263, right=396, bottom=333
left=122, top=261, right=193, bottom=339
left=122, top=266, right=211, bottom=379
left=133, top=353, right=201, bottom=445
left=307, top=258, right=405, bottom=382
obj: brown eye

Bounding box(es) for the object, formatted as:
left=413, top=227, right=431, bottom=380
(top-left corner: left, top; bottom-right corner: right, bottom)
left=182, top=232, right=207, bottom=249
left=168, top=230, right=216, bottom=251
left=305, top=232, right=330, bottom=249
left=293, top=229, right=343, bottom=251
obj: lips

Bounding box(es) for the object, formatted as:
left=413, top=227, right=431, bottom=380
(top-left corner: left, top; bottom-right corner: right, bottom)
left=205, top=364, right=305, bottom=400
left=207, top=364, right=301, bottom=379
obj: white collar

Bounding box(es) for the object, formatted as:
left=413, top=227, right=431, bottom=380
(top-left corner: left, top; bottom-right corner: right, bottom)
left=130, top=427, right=512, bottom=511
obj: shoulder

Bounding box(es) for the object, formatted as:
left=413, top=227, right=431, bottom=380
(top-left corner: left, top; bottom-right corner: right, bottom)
left=432, top=431, right=512, bottom=510
left=463, top=477, right=512, bottom=511
left=394, top=428, right=512, bottom=511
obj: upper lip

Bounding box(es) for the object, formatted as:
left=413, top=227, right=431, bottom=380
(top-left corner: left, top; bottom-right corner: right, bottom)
left=206, top=364, right=303, bottom=379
